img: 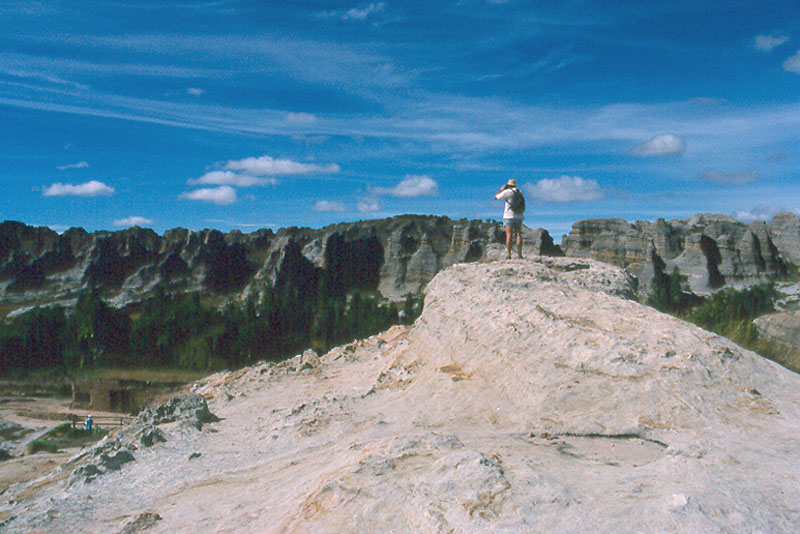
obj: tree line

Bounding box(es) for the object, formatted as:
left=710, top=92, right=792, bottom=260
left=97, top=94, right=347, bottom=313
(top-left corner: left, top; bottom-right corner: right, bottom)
left=0, top=280, right=422, bottom=376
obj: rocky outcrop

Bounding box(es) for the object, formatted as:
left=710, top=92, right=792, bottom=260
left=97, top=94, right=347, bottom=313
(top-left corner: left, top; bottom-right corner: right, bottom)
left=768, top=212, right=800, bottom=265
left=561, top=213, right=790, bottom=294
left=4, top=257, right=799, bottom=533
left=754, top=310, right=800, bottom=370
left=0, top=217, right=563, bottom=313
left=67, top=394, right=219, bottom=487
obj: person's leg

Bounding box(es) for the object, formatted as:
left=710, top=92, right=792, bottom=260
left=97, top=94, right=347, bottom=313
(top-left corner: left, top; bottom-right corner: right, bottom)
left=515, top=226, right=523, bottom=258
left=504, top=225, right=512, bottom=258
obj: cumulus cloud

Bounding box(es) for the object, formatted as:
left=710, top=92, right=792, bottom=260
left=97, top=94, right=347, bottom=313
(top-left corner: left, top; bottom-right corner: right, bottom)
left=43, top=180, right=114, bottom=197
left=525, top=175, right=604, bottom=203
left=188, top=155, right=339, bottom=191
left=754, top=34, right=789, bottom=52
left=187, top=87, right=205, bottom=96
left=783, top=50, right=800, bottom=74
left=180, top=186, right=237, bottom=205
left=313, top=200, right=347, bottom=212
left=343, top=2, right=385, bottom=20
left=357, top=196, right=382, bottom=212
left=56, top=161, right=89, bottom=170
left=189, top=170, right=278, bottom=187
left=222, top=155, right=340, bottom=176
left=114, top=216, right=154, bottom=227
left=373, top=174, right=439, bottom=197
left=630, top=134, right=686, bottom=157
left=699, top=170, right=760, bottom=184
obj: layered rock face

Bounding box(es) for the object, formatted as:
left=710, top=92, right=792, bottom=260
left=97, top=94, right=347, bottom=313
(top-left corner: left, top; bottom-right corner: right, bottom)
left=561, top=213, right=792, bottom=294
left=3, top=256, right=799, bottom=533
left=0, top=216, right=562, bottom=311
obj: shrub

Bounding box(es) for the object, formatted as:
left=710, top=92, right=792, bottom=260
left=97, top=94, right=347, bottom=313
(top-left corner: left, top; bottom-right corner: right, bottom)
left=27, top=439, right=59, bottom=454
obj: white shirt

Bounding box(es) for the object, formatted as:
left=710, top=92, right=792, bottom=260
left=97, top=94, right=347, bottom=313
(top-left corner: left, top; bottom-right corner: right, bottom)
left=495, top=188, right=524, bottom=220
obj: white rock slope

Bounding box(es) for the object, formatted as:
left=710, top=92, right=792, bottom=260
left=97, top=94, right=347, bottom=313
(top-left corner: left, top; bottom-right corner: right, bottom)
left=3, top=257, right=799, bottom=533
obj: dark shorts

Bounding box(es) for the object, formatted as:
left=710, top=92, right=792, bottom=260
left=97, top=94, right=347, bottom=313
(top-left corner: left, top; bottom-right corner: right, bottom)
left=503, top=218, right=523, bottom=229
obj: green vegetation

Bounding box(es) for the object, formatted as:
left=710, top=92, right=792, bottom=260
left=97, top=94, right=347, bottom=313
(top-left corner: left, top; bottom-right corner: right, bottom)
left=647, top=263, right=791, bottom=369
left=0, top=284, right=423, bottom=376
left=26, top=422, right=109, bottom=454
left=689, top=285, right=778, bottom=342
left=645, top=253, right=700, bottom=314
left=27, top=439, right=59, bottom=454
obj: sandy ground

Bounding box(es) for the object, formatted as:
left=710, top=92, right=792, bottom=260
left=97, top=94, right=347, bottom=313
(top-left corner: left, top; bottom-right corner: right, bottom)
left=0, top=396, right=127, bottom=492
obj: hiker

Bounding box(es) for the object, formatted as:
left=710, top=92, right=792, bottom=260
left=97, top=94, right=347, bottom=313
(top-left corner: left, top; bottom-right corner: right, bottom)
left=494, top=179, right=525, bottom=259
left=85, top=415, right=93, bottom=432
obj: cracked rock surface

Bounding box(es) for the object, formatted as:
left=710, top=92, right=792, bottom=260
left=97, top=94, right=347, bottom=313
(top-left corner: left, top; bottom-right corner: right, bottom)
left=2, top=256, right=799, bottom=533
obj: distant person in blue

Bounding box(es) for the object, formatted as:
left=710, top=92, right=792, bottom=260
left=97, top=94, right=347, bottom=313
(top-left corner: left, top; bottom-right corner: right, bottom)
left=494, top=179, right=525, bottom=259
left=85, top=415, right=93, bottom=432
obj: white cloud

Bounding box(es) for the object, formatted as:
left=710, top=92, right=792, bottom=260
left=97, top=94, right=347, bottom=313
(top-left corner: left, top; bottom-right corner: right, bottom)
left=343, top=2, right=385, bottom=20
left=734, top=205, right=799, bottom=223
left=114, top=216, right=154, bottom=227
left=222, top=155, right=340, bottom=176
left=56, top=161, right=89, bottom=170
left=699, top=170, right=760, bottom=184
left=313, top=200, right=348, bottom=212
left=180, top=186, right=237, bottom=205
left=373, top=174, right=439, bottom=197
left=754, top=34, right=789, bottom=52
left=783, top=50, right=800, bottom=73
left=189, top=170, right=278, bottom=187
left=43, top=180, right=114, bottom=197
left=187, top=87, right=205, bottom=96
left=285, top=112, right=317, bottom=124
left=357, top=196, right=381, bottom=212
left=525, top=175, right=604, bottom=203
left=630, top=134, right=685, bottom=157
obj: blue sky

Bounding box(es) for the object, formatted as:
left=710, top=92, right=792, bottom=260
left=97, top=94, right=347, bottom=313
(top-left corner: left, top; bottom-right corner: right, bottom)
left=1, top=0, right=798, bottom=239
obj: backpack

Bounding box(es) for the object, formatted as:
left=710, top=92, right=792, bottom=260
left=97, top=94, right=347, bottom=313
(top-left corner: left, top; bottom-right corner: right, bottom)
left=509, top=188, right=525, bottom=214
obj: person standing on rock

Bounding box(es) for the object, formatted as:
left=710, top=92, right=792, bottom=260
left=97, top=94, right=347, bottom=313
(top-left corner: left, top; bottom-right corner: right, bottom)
left=494, top=179, right=525, bottom=259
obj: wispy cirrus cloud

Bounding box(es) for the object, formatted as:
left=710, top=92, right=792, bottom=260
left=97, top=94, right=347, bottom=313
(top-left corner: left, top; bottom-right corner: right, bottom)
left=57, top=161, right=89, bottom=170
left=313, top=200, right=347, bottom=212
left=525, top=176, right=604, bottom=203
left=357, top=196, right=382, bottom=212
left=180, top=185, right=237, bottom=205
left=630, top=134, right=685, bottom=157
left=373, top=174, right=438, bottom=197
left=754, top=33, right=789, bottom=52
left=189, top=171, right=278, bottom=187
left=343, top=2, right=385, bottom=21
left=43, top=180, right=114, bottom=197
left=783, top=50, right=800, bottom=74
left=113, top=216, right=154, bottom=227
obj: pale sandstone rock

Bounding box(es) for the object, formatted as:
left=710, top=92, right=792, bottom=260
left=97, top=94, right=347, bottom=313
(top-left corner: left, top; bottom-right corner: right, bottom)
left=768, top=212, right=800, bottom=265
left=754, top=310, right=800, bottom=366
left=3, top=257, right=799, bottom=533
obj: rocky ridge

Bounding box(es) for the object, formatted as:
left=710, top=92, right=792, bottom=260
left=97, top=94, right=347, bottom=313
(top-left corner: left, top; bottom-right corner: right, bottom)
left=0, top=216, right=540, bottom=312
left=1, top=212, right=797, bottom=315
left=3, top=253, right=798, bottom=533
left=561, top=212, right=796, bottom=294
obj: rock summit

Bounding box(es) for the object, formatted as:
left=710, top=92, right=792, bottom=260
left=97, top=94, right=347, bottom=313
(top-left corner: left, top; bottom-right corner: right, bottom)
left=3, top=255, right=799, bottom=533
